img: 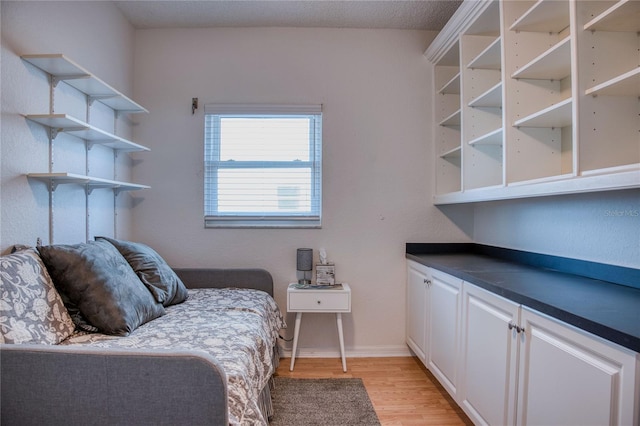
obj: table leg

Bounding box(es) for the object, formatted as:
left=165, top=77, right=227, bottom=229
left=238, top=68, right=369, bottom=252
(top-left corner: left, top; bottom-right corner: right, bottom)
left=336, top=313, right=347, bottom=372
left=290, top=312, right=303, bottom=371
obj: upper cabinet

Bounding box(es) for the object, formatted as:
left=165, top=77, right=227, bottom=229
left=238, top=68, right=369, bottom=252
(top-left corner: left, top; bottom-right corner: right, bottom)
left=425, top=0, right=639, bottom=204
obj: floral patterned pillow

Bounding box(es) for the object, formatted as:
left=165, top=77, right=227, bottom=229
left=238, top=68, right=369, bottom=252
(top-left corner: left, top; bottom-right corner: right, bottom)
left=0, top=248, right=75, bottom=344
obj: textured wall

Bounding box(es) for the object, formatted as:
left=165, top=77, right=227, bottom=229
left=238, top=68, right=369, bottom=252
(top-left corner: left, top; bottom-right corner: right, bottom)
left=131, top=27, right=473, bottom=355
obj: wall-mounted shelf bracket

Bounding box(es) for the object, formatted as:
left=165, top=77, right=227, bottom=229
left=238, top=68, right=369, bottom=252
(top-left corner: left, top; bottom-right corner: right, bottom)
left=51, top=73, right=89, bottom=88
left=88, top=94, right=118, bottom=107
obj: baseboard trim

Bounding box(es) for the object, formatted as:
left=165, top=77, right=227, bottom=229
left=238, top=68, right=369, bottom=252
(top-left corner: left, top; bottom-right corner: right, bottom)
left=281, top=345, right=412, bottom=358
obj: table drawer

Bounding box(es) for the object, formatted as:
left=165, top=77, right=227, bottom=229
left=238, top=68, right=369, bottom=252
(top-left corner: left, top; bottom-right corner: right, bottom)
left=288, top=291, right=351, bottom=312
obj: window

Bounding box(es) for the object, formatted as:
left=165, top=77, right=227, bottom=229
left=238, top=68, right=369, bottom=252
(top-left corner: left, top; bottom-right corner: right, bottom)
left=204, top=104, right=322, bottom=228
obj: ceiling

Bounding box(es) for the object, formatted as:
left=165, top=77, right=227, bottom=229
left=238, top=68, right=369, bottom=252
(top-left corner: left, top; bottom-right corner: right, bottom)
left=114, top=0, right=462, bottom=31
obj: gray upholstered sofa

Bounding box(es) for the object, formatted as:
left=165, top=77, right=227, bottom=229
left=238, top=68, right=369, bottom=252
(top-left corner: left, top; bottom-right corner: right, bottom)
left=0, top=239, right=284, bottom=426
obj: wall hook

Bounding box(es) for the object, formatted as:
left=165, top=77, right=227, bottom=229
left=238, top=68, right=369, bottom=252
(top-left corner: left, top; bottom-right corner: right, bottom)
left=192, top=97, right=198, bottom=115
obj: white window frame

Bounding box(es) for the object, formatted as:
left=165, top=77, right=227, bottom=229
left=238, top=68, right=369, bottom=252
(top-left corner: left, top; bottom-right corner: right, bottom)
left=204, top=104, right=322, bottom=228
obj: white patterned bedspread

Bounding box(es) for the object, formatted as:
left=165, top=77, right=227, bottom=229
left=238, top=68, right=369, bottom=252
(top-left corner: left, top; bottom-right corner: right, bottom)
left=61, top=288, right=286, bottom=425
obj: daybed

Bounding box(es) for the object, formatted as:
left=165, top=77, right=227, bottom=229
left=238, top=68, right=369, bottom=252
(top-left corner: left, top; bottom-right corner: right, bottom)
left=0, top=238, right=285, bottom=426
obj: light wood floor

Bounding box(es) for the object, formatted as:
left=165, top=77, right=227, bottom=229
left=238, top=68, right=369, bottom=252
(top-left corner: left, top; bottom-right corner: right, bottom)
left=276, top=357, right=473, bottom=426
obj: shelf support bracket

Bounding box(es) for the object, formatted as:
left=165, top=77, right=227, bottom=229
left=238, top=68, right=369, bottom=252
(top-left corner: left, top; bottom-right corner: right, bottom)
left=51, top=73, right=89, bottom=88
left=49, top=127, right=60, bottom=140
left=88, top=94, right=117, bottom=107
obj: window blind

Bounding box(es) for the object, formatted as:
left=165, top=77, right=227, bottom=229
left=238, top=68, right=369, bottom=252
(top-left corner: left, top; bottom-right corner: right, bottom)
left=204, top=104, right=322, bottom=228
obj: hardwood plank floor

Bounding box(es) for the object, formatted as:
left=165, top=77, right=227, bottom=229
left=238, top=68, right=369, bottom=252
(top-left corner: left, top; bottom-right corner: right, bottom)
left=276, top=357, right=473, bottom=426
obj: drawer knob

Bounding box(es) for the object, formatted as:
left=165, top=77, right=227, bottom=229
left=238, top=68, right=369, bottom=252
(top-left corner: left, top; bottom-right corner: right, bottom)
left=317, top=300, right=321, bottom=304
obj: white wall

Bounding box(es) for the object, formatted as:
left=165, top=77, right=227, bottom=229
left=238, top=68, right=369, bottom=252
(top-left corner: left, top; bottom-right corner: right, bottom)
left=1, top=1, right=137, bottom=251
left=131, top=27, right=473, bottom=355
left=472, top=189, right=640, bottom=268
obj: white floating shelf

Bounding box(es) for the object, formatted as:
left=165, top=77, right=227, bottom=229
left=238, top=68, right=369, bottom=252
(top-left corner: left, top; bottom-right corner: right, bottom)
left=467, top=37, right=501, bottom=70
left=469, top=82, right=502, bottom=108
left=440, top=146, right=462, bottom=159
left=25, top=114, right=149, bottom=152
left=509, top=0, right=570, bottom=33
left=438, top=73, right=461, bottom=95
left=511, top=37, right=571, bottom=80
left=513, top=98, right=573, bottom=128
left=584, top=0, right=640, bottom=32
left=585, top=68, right=640, bottom=97
left=468, top=128, right=503, bottom=146
left=27, top=172, right=150, bottom=193
left=22, top=54, right=148, bottom=113
left=439, top=109, right=462, bottom=127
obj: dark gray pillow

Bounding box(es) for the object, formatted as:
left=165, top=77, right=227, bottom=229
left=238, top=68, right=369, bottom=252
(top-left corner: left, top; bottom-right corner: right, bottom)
left=95, top=237, right=188, bottom=307
left=37, top=240, right=165, bottom=336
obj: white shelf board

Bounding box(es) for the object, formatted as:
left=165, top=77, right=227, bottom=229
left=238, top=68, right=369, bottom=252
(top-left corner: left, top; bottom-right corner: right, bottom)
left=467, top=37, right=501, bottom=70
left=585, top=67, right=640, bottom=97
left=440, top=146, right=462, bottom=159
left=513, top=98, right=572, bottom=128
left=584, top=0, right=640, bottom=32
left=511, top=37, right=571, bottom=80
left=438, top=73, right=461, bottom=95
left=25, top=114, right=149, bottom=152
left=27, top=172, right=150, bottom=193
left=468, top=128, right=503, bottom=146
left=439, top=110, right=462, bottom=127
left=509, top=0, right=570, bottom=33
left=433, top=166, right=640, bottom=205
left=21, top=54, right=147, bottom=113
left=469, top=82, right=502, bottom=108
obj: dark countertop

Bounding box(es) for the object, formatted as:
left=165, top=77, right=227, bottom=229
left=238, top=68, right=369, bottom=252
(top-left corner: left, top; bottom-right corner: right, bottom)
left=406, top=244, right=640, bottom=353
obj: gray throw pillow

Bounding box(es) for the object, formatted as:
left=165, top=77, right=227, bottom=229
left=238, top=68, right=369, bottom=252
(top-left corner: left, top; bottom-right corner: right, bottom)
left=0, top=248, right=75, bottom=344
left=95, top=237, right=188, bottom=307
left=37, top=240, right=165, bottom=336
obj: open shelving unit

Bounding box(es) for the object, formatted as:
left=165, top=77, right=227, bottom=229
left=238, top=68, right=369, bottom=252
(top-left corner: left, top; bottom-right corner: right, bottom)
left=461, top=0, right=503, bottom=191
left=424, top=0, right=639, bottom=204
left=25, top=114, right=149, bottom=152
left=27, top=173, right=150, bottom=194
left=21, top=54, right=147, bottom=114
left=23, top=53, right=149, bottom=193
left=22, top=53, right=149, bottom=242
left=577, top=0, right=640, bottom=174
left=434, top=37, right=463, bottom=195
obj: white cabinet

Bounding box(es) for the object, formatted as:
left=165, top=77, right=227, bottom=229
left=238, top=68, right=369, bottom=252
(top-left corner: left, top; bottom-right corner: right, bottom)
left=426, top=0, right=639, bottom=204
left=407, top=263, right=640, bottom=425
left=406, top=261, right=429, bottom=361
left=428, top=268, right=463, bottom=398
left=406, top=261, right=463, bottom=397
left=517, top=306, right=638, bottom=426
left=459, top=282, right=519, bottom=426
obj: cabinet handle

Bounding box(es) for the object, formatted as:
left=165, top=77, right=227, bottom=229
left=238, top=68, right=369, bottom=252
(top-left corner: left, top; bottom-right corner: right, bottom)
left=508, top=322, right=525, bottom=333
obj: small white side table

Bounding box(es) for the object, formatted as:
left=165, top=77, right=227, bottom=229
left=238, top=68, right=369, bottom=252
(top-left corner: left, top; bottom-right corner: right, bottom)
left=287, top=283, right=351, bottom=372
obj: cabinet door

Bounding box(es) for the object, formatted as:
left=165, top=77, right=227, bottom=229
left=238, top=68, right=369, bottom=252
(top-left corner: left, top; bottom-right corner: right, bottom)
left=459, top=282, right=519, bottom=426
left=517, top=307, right=639, bottom=426
left=406, top=261, right=429, bottom=362
left=428, top=269, right=462, bottom=398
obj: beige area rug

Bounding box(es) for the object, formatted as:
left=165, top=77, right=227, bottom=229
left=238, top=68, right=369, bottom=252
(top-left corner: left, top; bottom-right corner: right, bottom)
left=270, top=377, right=381, bottom=425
